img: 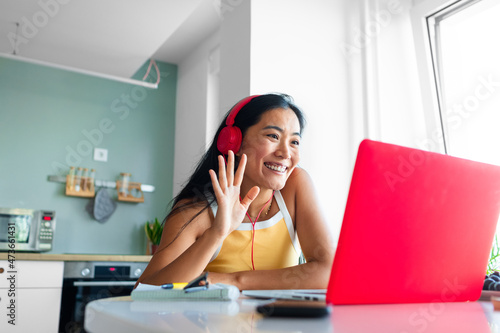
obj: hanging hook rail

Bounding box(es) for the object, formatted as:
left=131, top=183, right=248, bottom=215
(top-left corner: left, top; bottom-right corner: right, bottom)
left=47, top=175, right=155, bottom=192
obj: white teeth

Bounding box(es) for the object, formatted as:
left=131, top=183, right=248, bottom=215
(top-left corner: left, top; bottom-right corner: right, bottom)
left=265, top=163, right=286, bottom=173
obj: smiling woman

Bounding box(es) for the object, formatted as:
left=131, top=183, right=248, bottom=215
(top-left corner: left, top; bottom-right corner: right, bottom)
left=136, top=93, right=334, bottom=290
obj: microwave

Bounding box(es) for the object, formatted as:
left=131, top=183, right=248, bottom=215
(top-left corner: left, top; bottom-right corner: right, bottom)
left=0, top=208, right=56, bottom=252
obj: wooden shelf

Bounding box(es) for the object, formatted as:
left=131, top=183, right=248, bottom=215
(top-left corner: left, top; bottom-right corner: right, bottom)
left=65, top=175, right=95, bottom=197
left=116, top=181, right=144, bottom=203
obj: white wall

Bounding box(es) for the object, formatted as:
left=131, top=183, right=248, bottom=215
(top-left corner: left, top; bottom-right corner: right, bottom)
left=173, top=29, right=221, bottom=197
left=371, top=0, right=427, bottom=148
left=219, top=0, right=252, bottom=111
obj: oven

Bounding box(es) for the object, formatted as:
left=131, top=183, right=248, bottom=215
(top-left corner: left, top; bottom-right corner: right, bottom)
left=58, top=261, right=147, bottom=333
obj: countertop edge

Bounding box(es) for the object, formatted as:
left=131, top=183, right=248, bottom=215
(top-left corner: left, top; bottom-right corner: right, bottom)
left=0, top=253, right=152, bottom=262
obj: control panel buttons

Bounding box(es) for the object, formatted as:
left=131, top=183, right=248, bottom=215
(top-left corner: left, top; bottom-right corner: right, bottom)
left=81, top=268, right=91, bottom=277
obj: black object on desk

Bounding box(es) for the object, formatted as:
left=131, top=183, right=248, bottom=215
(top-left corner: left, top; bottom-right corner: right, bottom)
left=257, top=300, right=331, bottom=318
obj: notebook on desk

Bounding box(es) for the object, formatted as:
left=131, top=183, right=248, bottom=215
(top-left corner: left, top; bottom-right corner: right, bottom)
left=244, top=140, right=500, bottom=305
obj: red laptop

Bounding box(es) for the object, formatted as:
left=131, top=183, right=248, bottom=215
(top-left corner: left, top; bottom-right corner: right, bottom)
left=327, top=139, right=500, bottom=304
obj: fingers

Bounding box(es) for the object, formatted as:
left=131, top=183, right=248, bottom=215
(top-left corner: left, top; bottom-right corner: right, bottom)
left=217, top=155, right=227, bottom=190
left=209, top=169, right=223, bottom=197
left=212, top=151, right=241, bottom=197
left=234, top=153, right=247, bottom=186
left=240, top=186, right=260, bottom=209
left=226, top=150, right=235, bottom=186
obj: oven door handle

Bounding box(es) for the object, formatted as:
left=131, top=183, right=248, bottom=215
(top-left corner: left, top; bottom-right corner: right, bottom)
left=73, top=281, right=137, bottom=287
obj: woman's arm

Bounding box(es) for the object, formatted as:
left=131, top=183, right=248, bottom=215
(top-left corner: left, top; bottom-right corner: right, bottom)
left=136, top=205, right=224, bottom=286
left=136, top=152, right=260, bottom=286
left=209, top=168, right=335, bottom=290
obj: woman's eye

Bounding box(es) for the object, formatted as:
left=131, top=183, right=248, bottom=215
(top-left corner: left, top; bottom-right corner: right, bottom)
left=292, top=140, right=300, bottom=146
left=267, top=134, right=279, bottom=140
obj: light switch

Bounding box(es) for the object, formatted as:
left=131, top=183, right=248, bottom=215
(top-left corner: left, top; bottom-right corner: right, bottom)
left=94, top=148, right=108, bottom=162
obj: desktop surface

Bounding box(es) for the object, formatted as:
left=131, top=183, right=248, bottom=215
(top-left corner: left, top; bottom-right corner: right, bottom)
left=85, top=295, right=500, bottom=333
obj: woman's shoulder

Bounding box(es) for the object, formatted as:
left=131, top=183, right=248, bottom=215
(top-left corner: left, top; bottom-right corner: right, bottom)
left=282, top=166, right=313, bottom=192
left=280, top=167, right=314, bottom=217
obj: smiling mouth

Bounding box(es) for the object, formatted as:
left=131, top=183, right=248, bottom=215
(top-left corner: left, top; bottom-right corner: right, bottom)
left=264, top=162, right=287, bottom=173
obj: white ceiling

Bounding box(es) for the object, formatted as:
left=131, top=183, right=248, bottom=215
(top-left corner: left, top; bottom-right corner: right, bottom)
left=0, top=0, right=221, bottom=78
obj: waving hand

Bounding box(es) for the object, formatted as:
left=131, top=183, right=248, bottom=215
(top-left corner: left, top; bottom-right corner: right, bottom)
left=208, top=151, right=260, bottom=237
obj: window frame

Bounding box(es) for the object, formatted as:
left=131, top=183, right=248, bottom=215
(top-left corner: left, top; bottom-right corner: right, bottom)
left=410, top=0, right=482, bottom=154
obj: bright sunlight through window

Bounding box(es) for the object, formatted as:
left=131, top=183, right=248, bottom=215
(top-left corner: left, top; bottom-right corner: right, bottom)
left=430, top=0, right=500, bottom=165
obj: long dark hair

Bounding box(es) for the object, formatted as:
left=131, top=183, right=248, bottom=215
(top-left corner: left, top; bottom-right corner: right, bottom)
left=163, top=93, right=306, bottom=243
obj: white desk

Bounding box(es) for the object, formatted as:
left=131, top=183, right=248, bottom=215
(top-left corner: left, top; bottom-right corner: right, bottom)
left=85, top=296, right=500, bottom=333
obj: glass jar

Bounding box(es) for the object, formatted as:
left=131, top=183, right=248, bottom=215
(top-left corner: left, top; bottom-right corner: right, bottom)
left=81, top=168, right=89, bottom=192
left=120, top=173, right=131, bottom=196
left=67, top=166, right=75, bottom=190
left=88, top=169, right=96, bottom=192
left=75, top=167, right=83, bottom=192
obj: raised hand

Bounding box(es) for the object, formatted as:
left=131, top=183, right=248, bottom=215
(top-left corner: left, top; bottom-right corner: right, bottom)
left=208, top=150, right=260, bottom=237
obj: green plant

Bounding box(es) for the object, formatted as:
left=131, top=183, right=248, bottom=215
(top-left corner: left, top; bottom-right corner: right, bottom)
left=488, top=235, right=500, bottom=275
left=144, top=218, right=163, bottom=246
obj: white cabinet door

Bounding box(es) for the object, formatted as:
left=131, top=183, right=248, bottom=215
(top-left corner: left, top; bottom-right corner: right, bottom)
left=0, top=260, right=63, bottom=332
left=0, top=288, right=62, bottom=333
left=0, top=260, right=63, bottom=288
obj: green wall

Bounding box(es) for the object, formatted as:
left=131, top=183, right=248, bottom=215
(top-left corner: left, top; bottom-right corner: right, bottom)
left=0, top=56, right=177, bottom=254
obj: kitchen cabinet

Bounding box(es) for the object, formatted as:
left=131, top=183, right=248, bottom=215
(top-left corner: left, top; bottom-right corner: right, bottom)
left=0, top=260, right=63, bottom=333
left=0, top=253, right=151, bottom=332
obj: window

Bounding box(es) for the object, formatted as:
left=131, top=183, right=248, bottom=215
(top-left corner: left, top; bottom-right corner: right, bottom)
left=426, top=0, right=500, bottom=163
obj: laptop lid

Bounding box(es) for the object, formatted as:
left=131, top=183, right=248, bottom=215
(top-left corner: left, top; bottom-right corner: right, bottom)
left=327, top=139, right=500, bottom=305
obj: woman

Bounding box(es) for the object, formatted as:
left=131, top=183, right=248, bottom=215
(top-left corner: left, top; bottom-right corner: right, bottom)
left=137, top=93, right=334, bottom=290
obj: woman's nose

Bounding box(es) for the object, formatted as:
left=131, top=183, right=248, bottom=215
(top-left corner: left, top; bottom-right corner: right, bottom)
left=276, top=142, right=291, bottom=159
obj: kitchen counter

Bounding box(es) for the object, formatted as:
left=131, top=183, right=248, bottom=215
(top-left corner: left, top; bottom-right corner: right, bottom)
left=0, top=253, right=152, bottom=262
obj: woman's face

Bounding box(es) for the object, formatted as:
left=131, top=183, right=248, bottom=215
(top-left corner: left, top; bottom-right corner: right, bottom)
left=238, top=107, right=301, bottom=191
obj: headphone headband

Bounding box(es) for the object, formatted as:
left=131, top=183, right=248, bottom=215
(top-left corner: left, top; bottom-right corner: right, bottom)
left=225, top=95, right=260, bottom=126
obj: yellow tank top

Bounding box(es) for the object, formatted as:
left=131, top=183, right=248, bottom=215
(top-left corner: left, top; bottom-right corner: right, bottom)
left=205, top=191, right=301, bottom=273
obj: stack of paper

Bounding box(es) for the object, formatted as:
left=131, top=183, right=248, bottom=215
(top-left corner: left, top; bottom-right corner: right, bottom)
left=131, top=283, right=240, bottom=301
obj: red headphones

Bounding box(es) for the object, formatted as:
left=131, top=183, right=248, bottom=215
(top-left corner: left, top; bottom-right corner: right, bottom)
left=217, top=95, right=260, bottom=155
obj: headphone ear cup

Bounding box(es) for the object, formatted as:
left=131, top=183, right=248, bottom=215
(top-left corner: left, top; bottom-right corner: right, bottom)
left=217, top=125, right=242, bottom=155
